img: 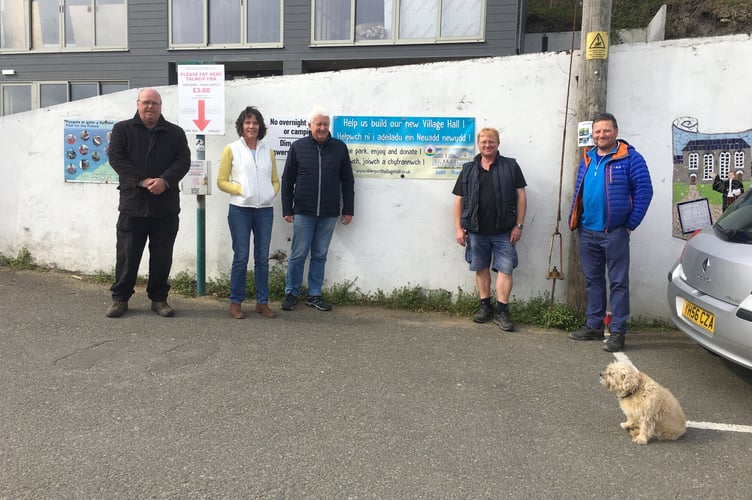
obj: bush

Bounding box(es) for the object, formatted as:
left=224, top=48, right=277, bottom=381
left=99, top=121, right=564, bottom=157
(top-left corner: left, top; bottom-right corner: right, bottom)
left=510, top=293, right=585, bottom=331
left=0, top=247, right=38, bottom=270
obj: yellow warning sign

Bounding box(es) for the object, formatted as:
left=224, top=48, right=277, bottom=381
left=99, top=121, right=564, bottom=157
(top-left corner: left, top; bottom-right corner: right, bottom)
left=586, top=31, right=608, bottom=60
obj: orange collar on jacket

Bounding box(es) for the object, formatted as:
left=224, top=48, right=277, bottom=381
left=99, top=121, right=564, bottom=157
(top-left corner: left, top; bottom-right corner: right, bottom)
left=584, top=140, right=630, bottom=167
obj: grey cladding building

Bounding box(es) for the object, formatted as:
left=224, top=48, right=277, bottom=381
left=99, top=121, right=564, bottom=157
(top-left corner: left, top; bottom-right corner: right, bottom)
left=0, top=0, right=526, bottom=115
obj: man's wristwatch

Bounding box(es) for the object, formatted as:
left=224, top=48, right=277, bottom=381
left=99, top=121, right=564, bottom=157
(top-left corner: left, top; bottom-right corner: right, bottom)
left=516, top=223, right=524, bottom=229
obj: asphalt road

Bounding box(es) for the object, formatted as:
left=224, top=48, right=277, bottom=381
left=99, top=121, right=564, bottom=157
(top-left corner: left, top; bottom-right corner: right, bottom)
left=1, top=268, right=751, bottom=499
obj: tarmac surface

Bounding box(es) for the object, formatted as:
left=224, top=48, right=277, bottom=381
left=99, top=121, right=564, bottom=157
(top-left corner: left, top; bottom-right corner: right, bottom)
left=2, top=268, right=752, bottom=499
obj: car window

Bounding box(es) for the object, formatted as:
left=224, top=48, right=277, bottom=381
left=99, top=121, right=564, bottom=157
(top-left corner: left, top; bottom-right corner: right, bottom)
left=714, top=189, right=752, bottom=244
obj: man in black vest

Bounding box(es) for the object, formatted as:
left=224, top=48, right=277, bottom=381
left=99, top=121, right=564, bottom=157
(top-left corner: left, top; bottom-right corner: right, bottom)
left=453, top=128, right=527, bottom=331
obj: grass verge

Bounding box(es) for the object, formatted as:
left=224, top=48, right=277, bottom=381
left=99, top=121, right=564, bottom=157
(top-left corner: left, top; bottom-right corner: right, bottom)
left=0, top=247, right=673, bottom=332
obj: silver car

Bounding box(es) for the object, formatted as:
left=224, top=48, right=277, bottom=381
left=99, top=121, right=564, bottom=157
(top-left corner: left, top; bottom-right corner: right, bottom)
left=667, top=189, right=752, bottom=370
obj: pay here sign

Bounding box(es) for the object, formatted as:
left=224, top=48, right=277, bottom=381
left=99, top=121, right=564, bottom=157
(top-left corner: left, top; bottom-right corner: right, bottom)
left=177, top=64, right=225, bottom=135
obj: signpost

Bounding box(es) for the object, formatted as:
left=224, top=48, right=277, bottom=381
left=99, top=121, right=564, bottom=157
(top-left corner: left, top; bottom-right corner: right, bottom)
left=178, top=63, right=225, bottom=296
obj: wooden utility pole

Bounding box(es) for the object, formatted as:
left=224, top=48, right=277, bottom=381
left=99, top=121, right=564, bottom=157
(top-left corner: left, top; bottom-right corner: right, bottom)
left=566, top=0, right=612, bottom=310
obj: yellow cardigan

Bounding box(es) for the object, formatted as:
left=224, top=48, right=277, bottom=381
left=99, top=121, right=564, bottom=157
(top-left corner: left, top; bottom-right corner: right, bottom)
left=216, top=142, right=279, bottom=199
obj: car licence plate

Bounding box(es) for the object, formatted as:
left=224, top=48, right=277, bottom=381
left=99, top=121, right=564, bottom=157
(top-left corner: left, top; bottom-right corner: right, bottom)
left=682, top=300, right=715, bottom=334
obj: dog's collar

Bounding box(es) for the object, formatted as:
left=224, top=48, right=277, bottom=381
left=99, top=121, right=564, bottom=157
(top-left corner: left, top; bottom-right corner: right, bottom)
left=619, top=386, right=639, bottom=399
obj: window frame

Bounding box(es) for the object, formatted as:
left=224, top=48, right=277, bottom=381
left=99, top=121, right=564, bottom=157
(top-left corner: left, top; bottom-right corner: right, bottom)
left=703, top=153, right=715, bottom=181
left=687, top=152, right=698, bottom=171
left=734, top=151, right=745, bottom=171
left=1, top=83, right=34, bottom=115
left=40, top=82, right=70, bottom=108
left=0, top=0, right=128, bottom=54
left=310, top=0, right=486, bottom=47
left=0, top=80, right=129, bottom=116
left=719, top=151, right=731, bottom=180
left=168, top=0, right=284, bottom=49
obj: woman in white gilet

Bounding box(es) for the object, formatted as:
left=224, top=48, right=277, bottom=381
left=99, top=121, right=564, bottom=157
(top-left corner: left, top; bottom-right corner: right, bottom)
left=217, top=106, right=279, bottom=319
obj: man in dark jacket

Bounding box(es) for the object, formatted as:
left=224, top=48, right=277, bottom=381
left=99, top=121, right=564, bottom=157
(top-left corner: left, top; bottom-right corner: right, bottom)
left=106, top=88, right=191, bottom=318
left=280, top=106, right=355, bottom=312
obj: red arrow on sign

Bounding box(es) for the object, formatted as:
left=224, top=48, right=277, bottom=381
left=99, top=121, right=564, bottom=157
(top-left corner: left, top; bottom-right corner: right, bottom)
left=193, top=100, right=211, bottom=131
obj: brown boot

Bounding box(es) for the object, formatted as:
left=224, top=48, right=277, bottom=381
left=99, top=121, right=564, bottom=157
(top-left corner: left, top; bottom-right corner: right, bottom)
left=151, top=301, right=175, bottom=317
left=255, top=302, right=277, bottom=318
left=229, top=302, right=245, bottom=319
left=106, top=300, right=128, bottom=318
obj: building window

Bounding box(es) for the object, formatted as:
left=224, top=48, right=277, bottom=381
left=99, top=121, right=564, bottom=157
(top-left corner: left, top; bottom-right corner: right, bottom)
left=687, top=152, right=698, bottom=170
left=734, top=151, right=745, bottom=171
left=70, top=82, right=99, bottom=101
left=0, top=1, right=28, bottom=50
left=93, top=0, right=128, bottom=47
left=1, top=0, right=127, bottom=52
left=312, top=0, right=485, bottom=45
left=170, top=0, right=283, bottom=48
left=719, top=151, right=731, bottom=179
left=1, top=81, right=128, bottom=115
left=40, top=83, right=69, bottom=107
left=703, top=153, right=714, bottom=180
left=100, top=82, right=128, bottom=95
left=1, top=84, right=32, bottom=115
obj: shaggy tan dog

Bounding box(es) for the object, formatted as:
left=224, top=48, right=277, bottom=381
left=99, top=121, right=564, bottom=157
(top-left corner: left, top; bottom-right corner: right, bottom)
left=600, top=361, right=686, bottom=444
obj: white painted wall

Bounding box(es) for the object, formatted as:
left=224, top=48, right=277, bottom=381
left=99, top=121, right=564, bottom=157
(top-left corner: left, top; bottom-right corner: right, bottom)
left=2, top=34, right=752, bottom=321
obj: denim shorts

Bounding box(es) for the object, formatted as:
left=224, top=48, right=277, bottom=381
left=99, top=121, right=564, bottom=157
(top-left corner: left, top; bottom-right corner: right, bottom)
left=467, top=232, right=518, bottom=275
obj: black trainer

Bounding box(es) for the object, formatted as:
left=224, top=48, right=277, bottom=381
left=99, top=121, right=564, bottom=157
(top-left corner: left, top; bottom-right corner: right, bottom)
left=493, top=311, right=514, bottom=331
left=603, top=334, right=626, bottom=352
left=305, top=295, right=332, bottom=311
left=281, top=294, right=297, bottom=311
left=472, top=303, right=494, bottom=323
left=568, top=325, right=605, bottom=341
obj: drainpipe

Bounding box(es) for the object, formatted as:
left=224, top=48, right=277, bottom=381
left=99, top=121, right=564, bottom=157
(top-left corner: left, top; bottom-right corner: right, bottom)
left=516, top=0, right=527, bottom=54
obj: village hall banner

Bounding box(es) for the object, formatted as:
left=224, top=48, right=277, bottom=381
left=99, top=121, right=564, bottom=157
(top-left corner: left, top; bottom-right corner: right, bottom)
left=332, top=116, right=475, bottom=179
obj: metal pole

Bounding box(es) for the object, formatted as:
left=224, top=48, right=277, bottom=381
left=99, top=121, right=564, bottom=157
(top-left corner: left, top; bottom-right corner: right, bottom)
left=566, top=0, right=611, bottom=311
left=196, top=135, right=206, bottom=296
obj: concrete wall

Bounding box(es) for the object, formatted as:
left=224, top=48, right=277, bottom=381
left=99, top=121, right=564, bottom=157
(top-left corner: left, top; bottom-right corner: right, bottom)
left=3, top=34, right=752, bottom=320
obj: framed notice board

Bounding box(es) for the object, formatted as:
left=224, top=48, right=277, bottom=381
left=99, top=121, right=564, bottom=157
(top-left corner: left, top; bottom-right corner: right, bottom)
left=677, top=198, right=712, bottom=234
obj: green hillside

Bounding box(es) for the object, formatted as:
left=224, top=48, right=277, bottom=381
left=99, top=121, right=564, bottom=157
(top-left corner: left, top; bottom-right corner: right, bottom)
left=526, top=0, right=752, bottom=39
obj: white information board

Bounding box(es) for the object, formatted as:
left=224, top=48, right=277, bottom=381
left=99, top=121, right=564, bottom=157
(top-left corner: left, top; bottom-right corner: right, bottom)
left=181, top=160, right=211, bottom=195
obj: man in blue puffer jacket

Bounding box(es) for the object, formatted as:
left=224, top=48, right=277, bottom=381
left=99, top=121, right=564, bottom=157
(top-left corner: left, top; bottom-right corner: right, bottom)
left=567, top=112, right=653, bottom=352
left=280, top=106, right=355, bottom=312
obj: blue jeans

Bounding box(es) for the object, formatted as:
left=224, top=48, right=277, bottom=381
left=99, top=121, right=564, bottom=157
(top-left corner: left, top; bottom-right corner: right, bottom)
left=578, top=226, right=630, bottom=334
left=285, top=214, right=337, bottom=297
left=228, top=205, right=274, bottom=304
